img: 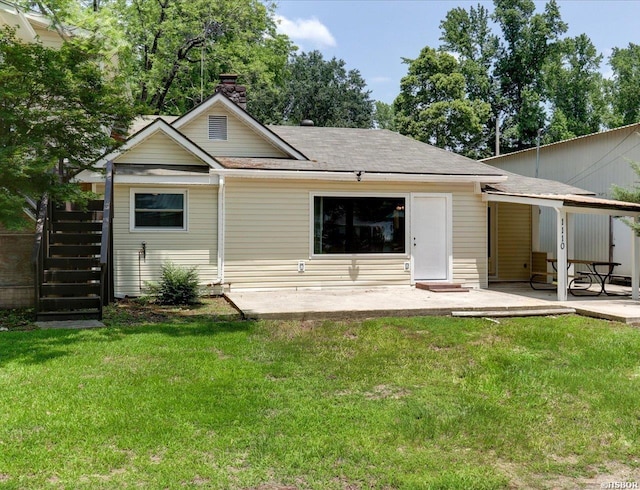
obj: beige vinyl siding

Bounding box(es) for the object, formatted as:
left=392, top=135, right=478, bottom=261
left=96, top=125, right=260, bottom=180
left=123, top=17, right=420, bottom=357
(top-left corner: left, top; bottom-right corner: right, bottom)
left=180, top=106, right=289, bottom=157
left=34, top=26, right=65, bottom=48
left=224, top=179, right=487, bottom=290
left=495, top=203, right=531, bottom=280
left=110, top=184, right=218, bottom=297
left=114, top=131, right=205, bottom=165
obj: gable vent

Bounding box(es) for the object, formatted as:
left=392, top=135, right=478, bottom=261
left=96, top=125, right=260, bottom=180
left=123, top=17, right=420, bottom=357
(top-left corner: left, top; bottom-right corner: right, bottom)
left=208, top=115, right=228, bottom=141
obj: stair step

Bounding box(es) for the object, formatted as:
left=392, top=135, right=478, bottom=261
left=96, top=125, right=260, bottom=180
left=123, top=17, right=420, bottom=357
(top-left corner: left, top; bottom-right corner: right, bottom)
left=68, top=200, right=104, bottom=211
left=49, top=233, right=102, bottom=245
left=39, top=296, right=101, bottom=311
left=45, top=257, right=100, bottom=269
left=49, top=244, right=101, bottom=256
left=36, top=311, right=102, bottom=322
left=416, top=282, right=470, bottom=292
left=44, top=270, right=101, bottom=282
left=52, top=221, right=103, bottom=232
left=41, top=283, right=101, bottom=296
left=52, top=210, right=103, bottom=222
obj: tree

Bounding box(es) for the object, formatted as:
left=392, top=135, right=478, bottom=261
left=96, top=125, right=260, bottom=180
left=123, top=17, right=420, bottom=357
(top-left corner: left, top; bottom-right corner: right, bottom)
left=544, top=34, right=605, bottom=139
left=0, top=27, right=133, bottom=228
left=439, top=3, right=499, bottom=157
left=608, top=43, right=640, bottom=127
left=24, top=0, right=296, bottom=115
left=373, top=101, right=395, bottom=130
left=110, top=0, right=295, bottom=115
left=492, top=0, right=567, bottom=150
left=612, top=162, right=640, bottom=236
left=260, top=50, right=374, bottom=128
left=394, top=46, right=491, bottom=158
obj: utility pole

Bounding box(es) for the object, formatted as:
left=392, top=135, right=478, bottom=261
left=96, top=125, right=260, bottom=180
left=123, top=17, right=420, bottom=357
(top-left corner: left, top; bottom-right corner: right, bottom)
left=535, top=128, right=542, bottom=178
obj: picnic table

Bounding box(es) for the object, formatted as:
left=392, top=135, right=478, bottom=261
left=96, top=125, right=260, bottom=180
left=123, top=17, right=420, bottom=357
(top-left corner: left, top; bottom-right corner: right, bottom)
left=530, top=258, right=622, bottom=296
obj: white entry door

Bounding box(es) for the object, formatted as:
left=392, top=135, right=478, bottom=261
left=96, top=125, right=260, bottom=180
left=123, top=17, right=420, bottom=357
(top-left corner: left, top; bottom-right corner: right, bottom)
left=411, top=194, right=451, bottom=281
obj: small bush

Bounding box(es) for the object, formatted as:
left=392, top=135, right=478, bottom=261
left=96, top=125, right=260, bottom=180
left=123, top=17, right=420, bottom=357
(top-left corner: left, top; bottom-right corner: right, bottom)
left=146, top=262, right=201, bottom=305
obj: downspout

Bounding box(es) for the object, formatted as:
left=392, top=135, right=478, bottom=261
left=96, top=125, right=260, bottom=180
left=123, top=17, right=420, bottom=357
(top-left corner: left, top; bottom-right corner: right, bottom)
left=217, top=175, right=225, bottom=286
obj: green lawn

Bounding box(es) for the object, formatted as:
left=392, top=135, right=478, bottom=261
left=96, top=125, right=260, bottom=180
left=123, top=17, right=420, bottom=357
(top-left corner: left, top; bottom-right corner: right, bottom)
left=0, top=301, right=639, bottom=489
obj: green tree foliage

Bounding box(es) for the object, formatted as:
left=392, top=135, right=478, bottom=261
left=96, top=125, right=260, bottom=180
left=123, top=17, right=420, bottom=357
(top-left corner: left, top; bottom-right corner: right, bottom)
left=611, top=162, right=640, bottom=236
left=22, top=0, right=296, bottom=115
left=439, top=4, right=499, bottom=157
left=255, top=50, right=374, bottom=128
left=394, top=47, right=491, bottom=158
left=373, top=101, right=395, bottom=130
left=492, top=0, right=567, bottom=150
left=0, top=27, right=133, bottom=228
left=544, top=34, right=605, bottom=140
left=608, top=43, right=640, bottom=127
left=108, top=0, right=293, bottom=115
left=406, top=0, right=614, bottom=156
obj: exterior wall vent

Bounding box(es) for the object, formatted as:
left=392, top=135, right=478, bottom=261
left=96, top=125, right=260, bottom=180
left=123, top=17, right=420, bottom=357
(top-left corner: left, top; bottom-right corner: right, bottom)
left=208, top=115, right=228, bottom=141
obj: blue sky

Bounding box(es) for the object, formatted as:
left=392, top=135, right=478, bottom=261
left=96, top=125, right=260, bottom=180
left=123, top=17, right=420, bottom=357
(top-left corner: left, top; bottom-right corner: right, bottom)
left=273, top=0, right=640, bottom=104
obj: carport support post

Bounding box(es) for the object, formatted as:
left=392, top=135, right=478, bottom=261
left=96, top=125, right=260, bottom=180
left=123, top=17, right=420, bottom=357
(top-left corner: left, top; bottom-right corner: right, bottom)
left=633, top=218, right=640, bottom=301
left=555, top=208, right=568, bottom=301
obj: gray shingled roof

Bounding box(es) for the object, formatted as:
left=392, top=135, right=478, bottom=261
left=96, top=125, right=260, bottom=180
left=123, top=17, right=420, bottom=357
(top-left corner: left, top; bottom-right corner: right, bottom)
left=129, top=116, right=597, bottom=197
left=266, top=126, right=505, bottom=176
left=484, top=170, right=595, bottom=196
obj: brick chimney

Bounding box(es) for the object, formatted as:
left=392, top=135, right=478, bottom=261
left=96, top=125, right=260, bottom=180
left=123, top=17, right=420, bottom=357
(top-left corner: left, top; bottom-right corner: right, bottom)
left=215, top=74, right=246, bottom=110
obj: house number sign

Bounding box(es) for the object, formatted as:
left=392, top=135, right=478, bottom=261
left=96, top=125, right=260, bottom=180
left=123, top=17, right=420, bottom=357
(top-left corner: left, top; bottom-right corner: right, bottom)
left=560, top=216, right=565, bottom=250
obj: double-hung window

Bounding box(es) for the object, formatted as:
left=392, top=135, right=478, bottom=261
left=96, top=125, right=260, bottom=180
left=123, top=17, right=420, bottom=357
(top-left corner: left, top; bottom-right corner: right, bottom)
left=313, top=195, right=406, bottom=255
left=131, top=190, right=187, bottom=231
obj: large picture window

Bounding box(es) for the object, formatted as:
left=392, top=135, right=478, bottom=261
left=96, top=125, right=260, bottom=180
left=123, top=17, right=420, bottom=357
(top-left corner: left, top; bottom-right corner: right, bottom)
left=313, top=196, right=405, bottom=254
left=132, top=190, right=186, bottom=230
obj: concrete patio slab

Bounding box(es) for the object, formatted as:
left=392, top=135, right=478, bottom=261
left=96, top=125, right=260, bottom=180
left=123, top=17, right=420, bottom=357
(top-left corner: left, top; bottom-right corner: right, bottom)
left=226, top=283, right=640, bottom=325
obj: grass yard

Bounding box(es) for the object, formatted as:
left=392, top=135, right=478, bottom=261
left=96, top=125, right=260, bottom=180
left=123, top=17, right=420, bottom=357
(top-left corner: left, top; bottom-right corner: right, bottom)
left=0, top=300, right=639, bottom=489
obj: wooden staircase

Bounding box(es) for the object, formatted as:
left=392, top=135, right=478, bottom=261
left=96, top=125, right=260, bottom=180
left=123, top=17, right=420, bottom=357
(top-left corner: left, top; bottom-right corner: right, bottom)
left=37, top=201, right=105, bottom=321
left=33, top=162, right=114, bottom=322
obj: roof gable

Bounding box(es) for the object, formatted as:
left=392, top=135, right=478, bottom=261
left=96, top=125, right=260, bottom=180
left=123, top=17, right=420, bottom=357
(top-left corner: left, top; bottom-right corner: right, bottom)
left=96, top=118, right=221, bottom=169
left=172, top=92, right=307, bottom=160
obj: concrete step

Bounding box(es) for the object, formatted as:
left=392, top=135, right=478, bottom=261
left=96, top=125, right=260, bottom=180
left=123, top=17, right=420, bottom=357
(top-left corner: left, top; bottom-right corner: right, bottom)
left=416, top=282, right=470, bottom=292
left=451, top=307, right=575, bottom=318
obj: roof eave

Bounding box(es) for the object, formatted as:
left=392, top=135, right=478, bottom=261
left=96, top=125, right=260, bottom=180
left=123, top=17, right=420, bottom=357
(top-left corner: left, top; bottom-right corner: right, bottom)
left=214, top=168, right=508, bottom=183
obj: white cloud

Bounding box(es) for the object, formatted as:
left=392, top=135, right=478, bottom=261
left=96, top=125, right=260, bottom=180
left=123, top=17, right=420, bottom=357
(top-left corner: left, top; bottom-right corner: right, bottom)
left=370, top=76, right=392, bottom=84
left=275, top=14, right=337, bottom=48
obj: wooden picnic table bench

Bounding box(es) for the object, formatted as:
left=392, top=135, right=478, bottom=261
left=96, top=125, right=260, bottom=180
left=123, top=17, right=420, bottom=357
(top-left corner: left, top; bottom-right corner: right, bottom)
left=530, top=258, right=623, bottom=296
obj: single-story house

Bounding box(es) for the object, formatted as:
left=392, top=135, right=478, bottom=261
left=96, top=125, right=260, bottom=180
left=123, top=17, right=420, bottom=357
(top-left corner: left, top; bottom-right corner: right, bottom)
left=482, top=123, right=640, bottom=278
left=66, top=77, right=640, bottom=315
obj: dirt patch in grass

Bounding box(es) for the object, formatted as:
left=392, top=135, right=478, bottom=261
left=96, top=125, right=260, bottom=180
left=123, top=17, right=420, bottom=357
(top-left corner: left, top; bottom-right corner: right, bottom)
left=103, top=296, right=241, bottom=326
left=543, top=461, right=640, bottom=490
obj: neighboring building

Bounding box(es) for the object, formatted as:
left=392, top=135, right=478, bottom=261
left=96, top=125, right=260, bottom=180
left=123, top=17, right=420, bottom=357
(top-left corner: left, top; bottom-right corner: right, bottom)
left=73, top=77, right=640, bottom=304
left=0, top=0, right=77, bottom=307
left=483, top=124, right=640, bottom=277
left=0, top=0, right=76, bottom=48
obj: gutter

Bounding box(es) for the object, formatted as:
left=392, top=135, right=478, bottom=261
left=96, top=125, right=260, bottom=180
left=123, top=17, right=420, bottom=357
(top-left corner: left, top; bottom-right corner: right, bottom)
left=216, top=175, right=225, bottom=286
left=212, top=168, right=508, bottom=184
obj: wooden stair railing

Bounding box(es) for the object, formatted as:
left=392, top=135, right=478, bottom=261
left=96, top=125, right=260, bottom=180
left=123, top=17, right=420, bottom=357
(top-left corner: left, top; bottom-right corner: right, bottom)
left=32, top=161, right=115, bottom=322
left=100, top=160, right=115, bottom=311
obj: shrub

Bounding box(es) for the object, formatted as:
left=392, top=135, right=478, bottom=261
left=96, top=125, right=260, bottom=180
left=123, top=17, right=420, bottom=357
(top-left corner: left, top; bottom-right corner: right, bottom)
left=146, top=262, right=201, bottom=305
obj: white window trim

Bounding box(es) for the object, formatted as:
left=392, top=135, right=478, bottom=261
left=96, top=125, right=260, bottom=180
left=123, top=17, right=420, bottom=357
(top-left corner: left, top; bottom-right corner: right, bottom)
left=130, top=188, right=189, bottom=232
left=309, top=191, right=410, bottom=259
left=208, top=115, right=228, bottom=141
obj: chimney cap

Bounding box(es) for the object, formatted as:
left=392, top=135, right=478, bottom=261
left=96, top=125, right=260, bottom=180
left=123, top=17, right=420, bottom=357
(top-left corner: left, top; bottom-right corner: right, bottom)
left=219, top=73, right=239, bottom=84
left=300, top=119, right=315, bottom=127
